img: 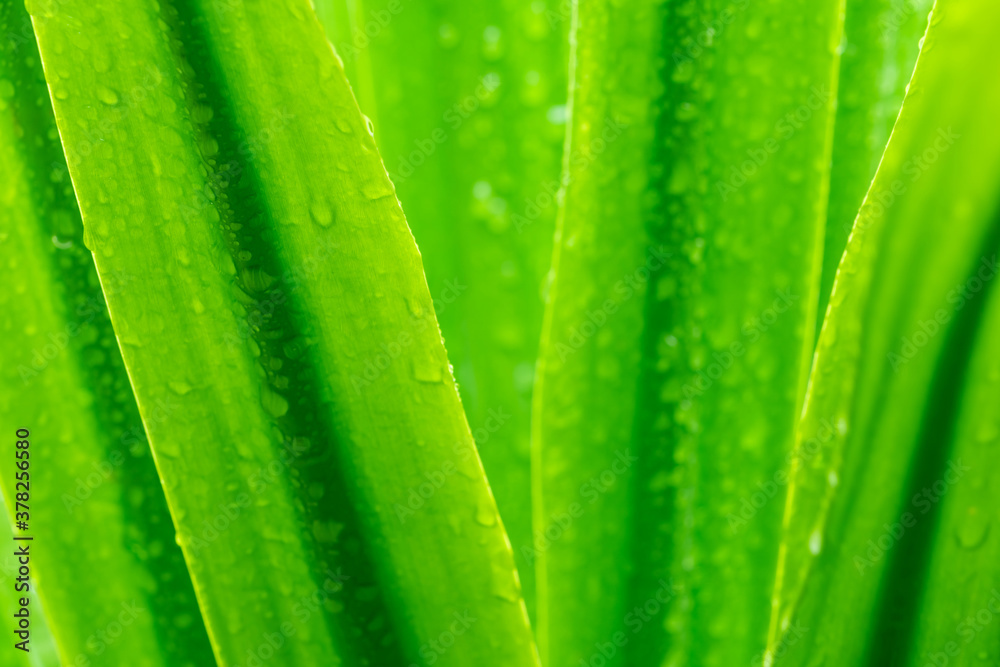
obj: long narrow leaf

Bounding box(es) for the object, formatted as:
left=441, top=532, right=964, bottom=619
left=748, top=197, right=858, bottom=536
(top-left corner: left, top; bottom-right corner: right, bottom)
left=817, top=0, right=932, bottom=328
left=907, top=276, right=1000, bottom=666
left=532, top=0, right=843, bottom=664
left=313, top=0, right=569, bottom=616
left=28, top=0, right=537, bottom=664
left=770, top=0, right=1000, bottom=663
left=0, top=3, right=213, bottom=663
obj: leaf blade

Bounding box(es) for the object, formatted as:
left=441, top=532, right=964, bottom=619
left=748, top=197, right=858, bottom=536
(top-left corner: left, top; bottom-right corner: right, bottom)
left=770, top=1, right=1000, bottom=663
left=817, top=0, right=932, bottom=330
left=28, top=0, right=538, bottom=664
left=0, top=2, right=214, bottom=663
left=532, top=0, right=844, bottom=664
left=313, top=0, right=569, bottom=619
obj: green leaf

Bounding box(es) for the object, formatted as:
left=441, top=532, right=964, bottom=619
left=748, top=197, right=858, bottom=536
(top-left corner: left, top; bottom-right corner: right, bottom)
left=27, top=0, right=537, bottom=664
left=0, top=3, right=213, bottom=663
left=531, top=0, right=842, bottom=664
left=817, top=0, right=932, bottom=331
left=312, top=0, right=569, bottom=618
left=908, top=284, right=1000, bottom=665
left=770, top=0, right=1000, bottom=663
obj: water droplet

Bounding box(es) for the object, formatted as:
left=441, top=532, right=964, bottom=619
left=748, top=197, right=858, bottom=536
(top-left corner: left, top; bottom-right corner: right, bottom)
left=524, top=2, right=550, bottom=40
left=514, top=363, right=534, bottom=393
left=956, top=507, right=990, bottom=550
left=283, top=338, right=308, bottom=360
left=261, top=388, right=289, bottom=418
left=200, top=135, right=220, bottom=157
left=473, top=181, right=492, bottom=200
left=808, top=529, right=822, bottom=555
left=158, top=438, right=181, bottom=458
left=169, top=381, right=192, bottom=395
left=97, top=86, right=119, bottom=105
left=413, top=357, right=444, bottom=383
left=240, top=266, right=276, bottom=292
left=361, top=178, right=394, bottom=200
left=482, top=25, right=503, bottom=60
left=310, top=200, right=335, bottom=228
left=475, top=504, right=497, bottom=527
left=405, top=296, right=425, bottom=319
left=192, top=104, right=214, bottom=124
left=520, top=70, right=544, bottom=106
left=547, top=104, right=568, bottom=125
left=438, top=23, right=459, bottom=49
left=312, top=520, right=344, bottom=543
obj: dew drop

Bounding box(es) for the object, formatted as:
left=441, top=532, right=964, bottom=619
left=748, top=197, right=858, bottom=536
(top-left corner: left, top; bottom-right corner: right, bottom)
left=191, top=104, right=214, bottom=124
left=310, top=200, right=335, bottom=228
left=413, top=357, right=444, bottom=384
left=956, top=507, right=990, bottom=550
left=169, top=381, right=192, bottom=395
left=473, top=181, right=492, bottom=200
left=482, top=25, right=503, bottom=60
left=361, top=178, right=394, bottom=200
left=283, top=338, right=308, bottom=360
left=261, top=388, right=289, bottom=418
left=475, top=504, right=497, bottom=527
left=520, top=70, right=544, bottom=106
left=547, top=104, right=568, bottom=125
left=158, top=438, right=181, bottom=458
left=97, top=86, right=118, bottom=105
left=200, top=135, right=220, bottom=157
left=312, top=520, right=344, bottom=543
left=438, top=23, right=459, bottom=49
left=808, top=529, right=822, bottom=555
left=405, top=296, right=425, bottom=319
